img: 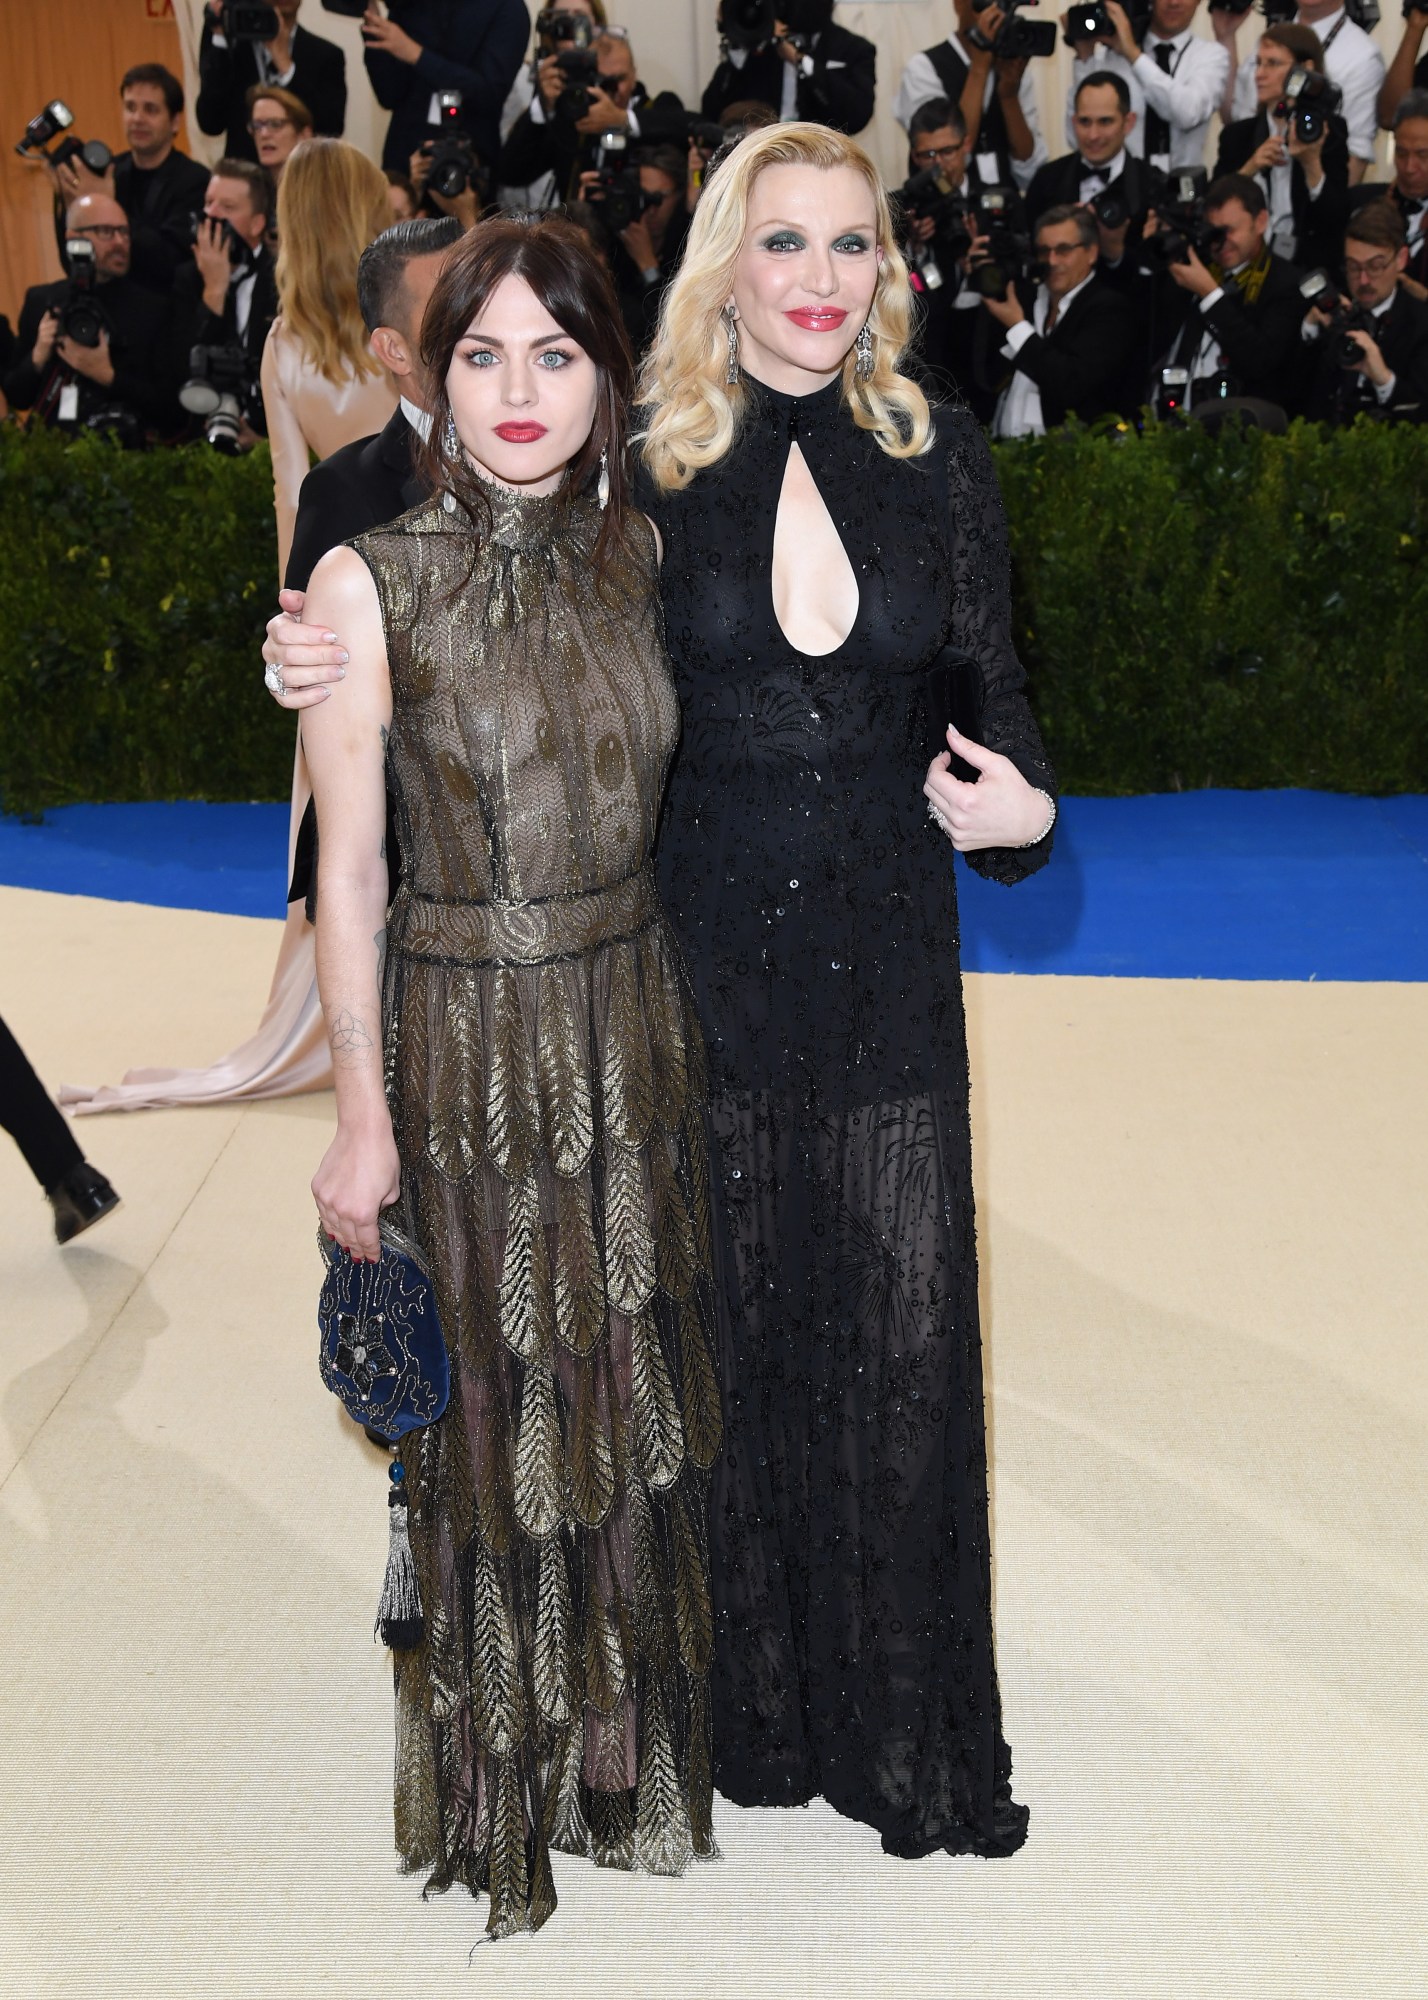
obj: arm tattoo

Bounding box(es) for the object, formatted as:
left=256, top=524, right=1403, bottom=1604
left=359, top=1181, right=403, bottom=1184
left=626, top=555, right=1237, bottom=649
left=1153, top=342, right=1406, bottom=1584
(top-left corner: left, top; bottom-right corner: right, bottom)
left=330, top=1010, right=375, bottom=1066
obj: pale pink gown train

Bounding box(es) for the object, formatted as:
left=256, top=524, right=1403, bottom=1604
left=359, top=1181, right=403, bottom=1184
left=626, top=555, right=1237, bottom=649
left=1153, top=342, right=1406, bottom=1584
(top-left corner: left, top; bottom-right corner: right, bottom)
left=60, top=322, right=396, bottom=1116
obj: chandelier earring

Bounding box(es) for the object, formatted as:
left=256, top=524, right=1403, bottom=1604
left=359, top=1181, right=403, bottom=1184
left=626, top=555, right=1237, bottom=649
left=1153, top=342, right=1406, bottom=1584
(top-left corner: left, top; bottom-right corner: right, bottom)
left=597, top=446, right=610, bottom=510
left=723, top=305, right=740, bottom=386
left=855, top=321, right=875, bottom=381
left=442, top=410, right=460, bottom=461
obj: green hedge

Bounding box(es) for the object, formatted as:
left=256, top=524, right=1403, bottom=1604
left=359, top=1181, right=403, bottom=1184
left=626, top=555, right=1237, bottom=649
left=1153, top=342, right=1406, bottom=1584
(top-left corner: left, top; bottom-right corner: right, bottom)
left=1, top=417, right=1425, bottom=816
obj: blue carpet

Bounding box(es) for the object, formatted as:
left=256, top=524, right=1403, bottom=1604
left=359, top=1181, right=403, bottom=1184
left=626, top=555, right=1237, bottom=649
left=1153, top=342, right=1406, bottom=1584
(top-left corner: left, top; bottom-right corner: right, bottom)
left=2, top=792, right=1425, bottom=982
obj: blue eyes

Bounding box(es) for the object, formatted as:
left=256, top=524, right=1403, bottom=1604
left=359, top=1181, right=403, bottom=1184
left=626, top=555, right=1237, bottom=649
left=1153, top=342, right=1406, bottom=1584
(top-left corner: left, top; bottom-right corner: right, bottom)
left=761, top=233, right=872, bottom=255
left=461, top=347, right=574, bottom=368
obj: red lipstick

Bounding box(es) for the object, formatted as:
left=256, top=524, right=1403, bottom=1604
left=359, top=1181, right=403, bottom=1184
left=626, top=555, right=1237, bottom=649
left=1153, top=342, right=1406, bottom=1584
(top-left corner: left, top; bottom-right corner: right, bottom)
left=784, top=307, right=849, bottom=332
left=494, top=421, right=548, bottom=442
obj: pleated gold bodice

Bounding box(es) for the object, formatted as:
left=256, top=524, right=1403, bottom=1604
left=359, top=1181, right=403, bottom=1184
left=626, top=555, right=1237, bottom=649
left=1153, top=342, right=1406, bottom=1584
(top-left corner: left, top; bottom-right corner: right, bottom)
left=348, top=486, right=721, bottom=1940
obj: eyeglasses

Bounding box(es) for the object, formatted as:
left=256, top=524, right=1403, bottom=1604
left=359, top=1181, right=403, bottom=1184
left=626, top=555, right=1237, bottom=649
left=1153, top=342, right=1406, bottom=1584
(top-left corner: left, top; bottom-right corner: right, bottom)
left=249, top=117, right=295, bottom=135
left=911, top=143, right=963, bottom=164
left=74, top=223, right=130, bottom=240
left=1344, top=252, right=1397, bottom=277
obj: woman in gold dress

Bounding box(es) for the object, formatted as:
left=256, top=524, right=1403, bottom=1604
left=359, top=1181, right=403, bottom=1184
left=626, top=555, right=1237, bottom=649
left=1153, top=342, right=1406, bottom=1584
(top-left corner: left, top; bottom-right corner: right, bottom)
left=300, top=215, right=722, bottom=1938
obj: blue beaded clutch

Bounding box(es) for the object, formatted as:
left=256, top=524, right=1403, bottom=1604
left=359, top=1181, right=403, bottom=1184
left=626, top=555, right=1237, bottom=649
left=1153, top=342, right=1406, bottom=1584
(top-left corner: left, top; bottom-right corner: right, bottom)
left=317, top=1221, right=449, bottom=1443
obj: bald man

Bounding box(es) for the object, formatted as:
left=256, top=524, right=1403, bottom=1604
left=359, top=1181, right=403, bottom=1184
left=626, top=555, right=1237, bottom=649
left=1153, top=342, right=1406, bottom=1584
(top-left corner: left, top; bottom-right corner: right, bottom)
left=2, top=193, right=180, bottom=433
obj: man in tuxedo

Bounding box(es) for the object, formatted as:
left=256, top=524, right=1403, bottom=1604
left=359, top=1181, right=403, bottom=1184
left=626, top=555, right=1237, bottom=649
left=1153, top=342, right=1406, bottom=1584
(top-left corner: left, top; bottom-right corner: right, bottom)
left=893, top=0, right=1045, bottom=191
left=501, top=30, right=687, bottom=203
left=1027, top=69, right=1154, bottom=279
left=1303, top=202, right=1428, bottom=421
left=173, top=160, right=279, bottom=440
left=362, top=0, right=531, bottom=178
left=3, top=193, right=180, bottom=434
left=197, top=0, right=347, bottom=157
left=48, top=66, right=211, bottom=296
left=1063, top=0, right=1227, bottom=174
left=1150, top=173, right=1308, bottom=409
left=1347, top=91, right=1428, bottom=295
left=703, top=0, right=876, bottom=136
left=1214, top=23, right=1349, bottom=275
left=979, top=202, right=1141, bottom=432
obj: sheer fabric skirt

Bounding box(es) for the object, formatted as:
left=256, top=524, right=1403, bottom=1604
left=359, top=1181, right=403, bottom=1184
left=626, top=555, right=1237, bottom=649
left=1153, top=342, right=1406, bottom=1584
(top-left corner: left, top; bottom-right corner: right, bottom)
left=384, top=909, right=722, bottom=1936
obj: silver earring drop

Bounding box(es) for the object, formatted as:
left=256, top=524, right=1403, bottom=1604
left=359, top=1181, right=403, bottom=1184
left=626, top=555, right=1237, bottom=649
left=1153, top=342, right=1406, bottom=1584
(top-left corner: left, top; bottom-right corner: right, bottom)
left=724, top=307, right=740, bottom=386
left=442, top=410, right=459, bottom=459
left=855, top=322, right=874, bottom=381
left=597, top=446, right=610, bottom=509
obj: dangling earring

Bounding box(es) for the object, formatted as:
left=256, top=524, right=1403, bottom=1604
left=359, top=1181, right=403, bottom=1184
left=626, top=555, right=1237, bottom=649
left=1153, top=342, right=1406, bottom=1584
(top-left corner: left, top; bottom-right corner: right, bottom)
left=723, top=305, right=740, bottom=386
left=855, top=322, right=875, bottom=382
left=596, top=446, right=610, bottom=510
left=442, top=410, right=460, bottom=460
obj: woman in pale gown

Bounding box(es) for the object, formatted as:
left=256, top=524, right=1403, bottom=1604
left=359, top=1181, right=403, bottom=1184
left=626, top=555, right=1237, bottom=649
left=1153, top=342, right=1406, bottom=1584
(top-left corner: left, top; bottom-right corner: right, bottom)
left=63, top=141, right=396, bottom=1118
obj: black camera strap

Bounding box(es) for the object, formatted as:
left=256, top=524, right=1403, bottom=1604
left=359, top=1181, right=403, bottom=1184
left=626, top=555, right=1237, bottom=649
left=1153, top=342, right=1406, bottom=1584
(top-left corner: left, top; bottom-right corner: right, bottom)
left=1143, top=37, right=1186, bottom=166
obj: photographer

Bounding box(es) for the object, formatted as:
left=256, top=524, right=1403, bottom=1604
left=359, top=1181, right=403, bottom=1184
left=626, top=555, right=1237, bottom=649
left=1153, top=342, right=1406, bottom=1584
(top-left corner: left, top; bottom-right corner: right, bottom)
left=1030, top=70, right=1154, bottom=271
left=3, top=193, right=179, bottom=435
left=897, top=100, right=989, bottom=410
left=979, top=202, right=1141, bottom=432
left=1303, top=203, right=1428, bottom=420
left=48, top=66, right=210, bottom=296
left=1215, top=24, right=1348, bottom=272
left=577, top=141, right=691, bottom=347
left=1064, top=0, right=1228, bottom=175
left=1150, top=173, right=1309, bottom=408
left=197, top=0, right=347, bottom=157
left=893, top=0, right=1046, bottom=192
left=703, top=0, right=876, bottom=136
left=501, top=28, right=686, bottom=201
left=1228, top=0, right=1382, bottom=186
left=361, top=0, right=530, bottom=178
left=172, top=159, right=278, bottom=440
left=1349, top=92, right=1428, bottom=293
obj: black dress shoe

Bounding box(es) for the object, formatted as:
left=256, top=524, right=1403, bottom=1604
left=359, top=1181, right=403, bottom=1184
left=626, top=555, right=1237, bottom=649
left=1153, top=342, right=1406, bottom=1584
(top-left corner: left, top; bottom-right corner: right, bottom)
left=47, top=1162, right=121, bottom=1245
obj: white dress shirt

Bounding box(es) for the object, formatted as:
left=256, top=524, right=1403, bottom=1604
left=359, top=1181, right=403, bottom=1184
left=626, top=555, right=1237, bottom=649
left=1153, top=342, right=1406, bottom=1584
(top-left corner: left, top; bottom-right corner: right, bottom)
left=993, top=271, right=1095, bottom=437
left=1133, top=28, right=1230, bottom=173
left=1232, top=10, right=1385, bottom=164
left=893, top=35, right=1047, bottom=190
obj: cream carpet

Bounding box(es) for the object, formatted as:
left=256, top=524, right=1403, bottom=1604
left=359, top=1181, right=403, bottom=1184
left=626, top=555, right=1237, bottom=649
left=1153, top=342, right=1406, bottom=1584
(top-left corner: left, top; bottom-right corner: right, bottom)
left=1, top=882, right=1424, bottom=1999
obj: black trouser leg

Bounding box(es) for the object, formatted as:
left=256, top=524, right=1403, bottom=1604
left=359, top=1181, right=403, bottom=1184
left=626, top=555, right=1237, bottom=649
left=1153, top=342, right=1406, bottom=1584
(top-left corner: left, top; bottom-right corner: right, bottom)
left=0, top=1014, right=83, bottom=1190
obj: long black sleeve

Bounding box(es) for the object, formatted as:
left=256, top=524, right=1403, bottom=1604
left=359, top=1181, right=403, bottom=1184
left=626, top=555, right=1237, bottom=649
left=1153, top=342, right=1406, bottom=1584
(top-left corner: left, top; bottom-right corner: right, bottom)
left=2, top=288, right=53, bottom=412
left=799, top=27, right=876, bottom=136
left=195, top=20, right=239, bottom=139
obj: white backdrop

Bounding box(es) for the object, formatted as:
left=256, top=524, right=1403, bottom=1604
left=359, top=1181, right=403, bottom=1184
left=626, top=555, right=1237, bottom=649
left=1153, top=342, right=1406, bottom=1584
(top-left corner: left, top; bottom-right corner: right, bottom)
left=173, top=0, right=1395, bottom=192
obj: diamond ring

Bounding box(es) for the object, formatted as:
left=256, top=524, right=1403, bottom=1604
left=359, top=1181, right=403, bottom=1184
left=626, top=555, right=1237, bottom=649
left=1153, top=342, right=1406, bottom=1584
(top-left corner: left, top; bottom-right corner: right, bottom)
left=264, top=659, right=287, bottom=697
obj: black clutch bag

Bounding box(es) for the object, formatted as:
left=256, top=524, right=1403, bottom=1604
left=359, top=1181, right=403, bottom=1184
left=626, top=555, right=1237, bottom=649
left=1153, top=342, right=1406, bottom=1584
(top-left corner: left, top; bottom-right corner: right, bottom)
left=317, top=1218, right=449, bottom=1650
left=924, top=644, right=984, bottom=784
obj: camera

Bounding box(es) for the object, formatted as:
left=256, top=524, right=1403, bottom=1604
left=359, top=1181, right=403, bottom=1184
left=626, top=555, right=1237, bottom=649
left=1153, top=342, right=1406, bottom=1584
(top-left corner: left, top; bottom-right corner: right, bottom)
left=537, top=6, right=596, bottom=53
left=180, top=342, right=260, bottom=452
left=552, top=43, right=602, bottom=119
left=15, top=99, right=114, bottom=177
left=967, top=0, right=1057, bottom=62
left=217, top=4, right=280, bottom=38
left=57, top=237, right=108, bottom=349
left=1299, top=268, right=1380, bottom=369
left=584, top=130, right=661, bottom=233
left=721, top=0, right=779, bottom=51
left=421, top=90, right=484, bottom=200
left=185, top=210, right=258, bottom=272
left=970, top=184, right=1032, bottom=299
left=895, top=167, right=974, bottom=271
left=1144, top=167, right=1225, bottom=266
left=1063, top=0, right=1150, bottom=39
left=1273, top=66, right=1343, bottom=144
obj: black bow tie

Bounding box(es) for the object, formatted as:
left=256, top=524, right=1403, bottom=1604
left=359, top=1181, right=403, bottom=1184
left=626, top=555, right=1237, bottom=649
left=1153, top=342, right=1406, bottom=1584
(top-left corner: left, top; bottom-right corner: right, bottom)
left=1397, top=192, right=1426, bottom=214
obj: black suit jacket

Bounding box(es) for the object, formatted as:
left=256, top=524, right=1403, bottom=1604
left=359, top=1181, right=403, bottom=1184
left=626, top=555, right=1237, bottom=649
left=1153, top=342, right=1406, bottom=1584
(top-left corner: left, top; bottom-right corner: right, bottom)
left=2, top=274, right=179, bottom=431
left=172, top=248, right=279, bottom=433
left=196, top=17, right=347, bottom=157
left=285, top=407, right=426, bottom=910
left=1026, top=150, right=1155, bottom=234
left=1157, top=251, right=1308, bottom=406
left=1215, top=111, right=1349, bottom=276
left=1305, top=284, right=1428, bottom=423
left=982, top=271, right=1141, bottom=426
left=365, top=0, right=531, bottom=175
left=701, top=23, right=876, bottom=136
left=113, top=149, right=213, bottom=292
left=499, top=84, right=687, bottom=199
left=1347, top=183, right=1428, bottom=290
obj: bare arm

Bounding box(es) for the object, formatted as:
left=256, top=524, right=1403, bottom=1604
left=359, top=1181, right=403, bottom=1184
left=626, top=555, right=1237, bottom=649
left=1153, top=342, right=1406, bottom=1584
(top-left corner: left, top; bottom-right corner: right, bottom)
left=1381, top=11, right=1428, bottom=126
left=301, top=545, right=400, bottom=1259
left=260, top=323, right=309, bottom=587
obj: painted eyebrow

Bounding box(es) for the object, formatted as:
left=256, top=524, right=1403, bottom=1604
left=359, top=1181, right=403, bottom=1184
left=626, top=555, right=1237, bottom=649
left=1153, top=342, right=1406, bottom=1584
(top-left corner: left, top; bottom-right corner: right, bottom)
left=459, top=329, right=573, bottom=348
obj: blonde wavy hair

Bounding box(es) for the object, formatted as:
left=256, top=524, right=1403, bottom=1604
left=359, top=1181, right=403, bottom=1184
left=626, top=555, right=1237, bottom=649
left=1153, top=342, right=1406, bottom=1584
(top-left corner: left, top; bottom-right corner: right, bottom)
left=638, top=122, right=931, bottom=491
left=275, top=139, right=390, bottom=386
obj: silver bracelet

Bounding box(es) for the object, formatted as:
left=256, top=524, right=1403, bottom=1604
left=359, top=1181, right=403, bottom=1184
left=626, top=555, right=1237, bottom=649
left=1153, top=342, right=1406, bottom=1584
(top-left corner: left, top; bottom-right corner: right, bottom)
left=1018, top=788, right=1057, bottom=848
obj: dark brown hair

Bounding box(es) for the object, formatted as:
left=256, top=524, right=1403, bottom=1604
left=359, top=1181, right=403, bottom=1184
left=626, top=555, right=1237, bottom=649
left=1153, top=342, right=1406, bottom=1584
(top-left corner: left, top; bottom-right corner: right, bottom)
left=417, top=212, right=638, bottom=589
left=1345, top=199, right=1408, bottom=255
left=1261, top=23, right=1324, bottom=69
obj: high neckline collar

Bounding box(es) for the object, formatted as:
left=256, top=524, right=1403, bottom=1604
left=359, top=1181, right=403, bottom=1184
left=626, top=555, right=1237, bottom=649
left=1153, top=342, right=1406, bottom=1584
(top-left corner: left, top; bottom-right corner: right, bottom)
left=479, top=477, right=568, bottom=551
left=743, top=370, right=846, bottom=439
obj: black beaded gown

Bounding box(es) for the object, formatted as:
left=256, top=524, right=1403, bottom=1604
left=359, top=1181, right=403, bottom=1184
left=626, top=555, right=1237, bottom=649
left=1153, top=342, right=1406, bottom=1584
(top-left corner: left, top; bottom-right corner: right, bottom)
left=351, top=487, right=722, bottom=1937
left=643, top=378, right=1055, bottom=1860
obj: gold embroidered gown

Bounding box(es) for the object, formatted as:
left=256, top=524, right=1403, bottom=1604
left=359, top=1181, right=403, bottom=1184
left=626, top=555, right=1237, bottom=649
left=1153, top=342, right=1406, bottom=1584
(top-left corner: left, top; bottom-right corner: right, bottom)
left=349, top=486, right=722, bottom=1938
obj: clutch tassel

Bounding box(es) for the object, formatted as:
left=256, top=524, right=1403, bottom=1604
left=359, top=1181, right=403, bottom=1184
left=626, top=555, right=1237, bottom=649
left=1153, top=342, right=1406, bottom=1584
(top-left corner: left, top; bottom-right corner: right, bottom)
left=375, top=1459, right=424, bottom=1651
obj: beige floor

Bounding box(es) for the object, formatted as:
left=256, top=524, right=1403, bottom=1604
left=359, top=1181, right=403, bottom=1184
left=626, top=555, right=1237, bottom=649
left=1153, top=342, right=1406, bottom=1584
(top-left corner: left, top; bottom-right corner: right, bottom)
left=1, top=882, right=1424, bottom=2000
